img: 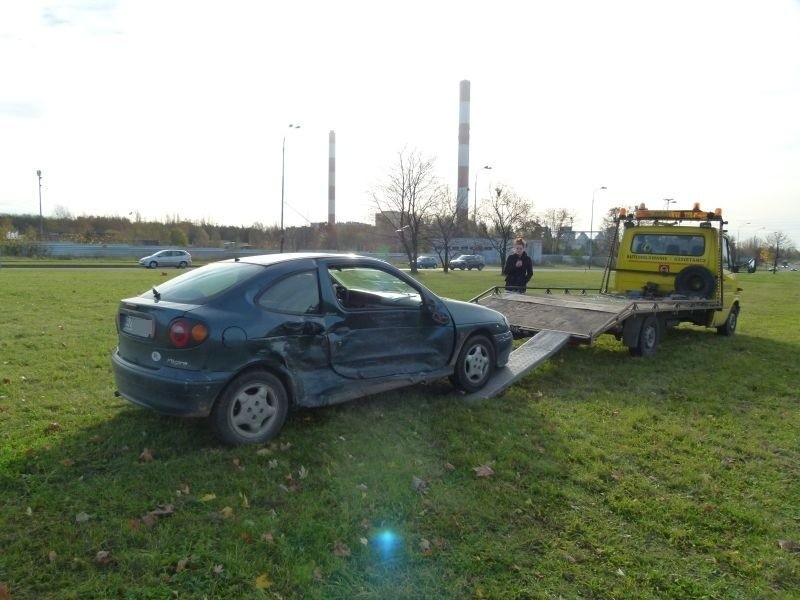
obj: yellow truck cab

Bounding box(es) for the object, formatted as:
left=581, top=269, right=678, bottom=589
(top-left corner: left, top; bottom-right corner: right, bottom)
left=609, top=203, right=741, bottom=334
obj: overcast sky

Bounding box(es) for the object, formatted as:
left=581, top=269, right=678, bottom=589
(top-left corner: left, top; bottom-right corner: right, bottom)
left=1, top=0, right=799, bottom=245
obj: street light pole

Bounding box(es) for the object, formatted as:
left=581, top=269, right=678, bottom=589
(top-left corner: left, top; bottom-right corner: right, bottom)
left=663, top=198, right=675, bottom=209
left=473, top=165, right=491, bottom=222
left=589, top=186, right=606, bottom=269
left=36, top=169, right=43, bottom=239
left=280, top=124, right=300, bottom=253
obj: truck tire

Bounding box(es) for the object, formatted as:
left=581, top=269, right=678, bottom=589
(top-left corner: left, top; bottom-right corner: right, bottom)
left=629, top=315, right=661, bottom=357
left=716, top=305, right=739, bottom=336
left=674, top=266, right=715, bottom=298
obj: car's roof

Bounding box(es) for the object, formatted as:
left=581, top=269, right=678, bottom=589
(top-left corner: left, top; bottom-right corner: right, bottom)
left=230, top=252, right=372, bottom=266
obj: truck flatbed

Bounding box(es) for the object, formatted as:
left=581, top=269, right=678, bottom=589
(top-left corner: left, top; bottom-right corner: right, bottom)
left=475, top=289, right=719, bottom=343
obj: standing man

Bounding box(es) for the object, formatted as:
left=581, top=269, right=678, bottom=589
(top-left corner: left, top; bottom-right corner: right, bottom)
left=503, top=237, right=533, bottom=293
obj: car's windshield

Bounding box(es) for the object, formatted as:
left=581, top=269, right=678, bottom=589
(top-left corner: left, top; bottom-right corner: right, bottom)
left=141, top=262, right=263, bottom=304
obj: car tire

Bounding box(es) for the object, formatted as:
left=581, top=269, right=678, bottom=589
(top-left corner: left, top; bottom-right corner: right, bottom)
left=210, top=370, right=289, bottom=446
left=148, top=261, right=158, bottom=269
left=478, top=265, right=484, bottom=271
left=452, top=334, right=495, bottom=392
left=716, top=305, right=739, bottom=336
left=178, top=261, right=188, bottom=269
left=629, top=315, right=661, bottom=357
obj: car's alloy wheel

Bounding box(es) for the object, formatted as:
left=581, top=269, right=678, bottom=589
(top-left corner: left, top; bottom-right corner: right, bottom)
left=211, top=370, right=288, bottom=445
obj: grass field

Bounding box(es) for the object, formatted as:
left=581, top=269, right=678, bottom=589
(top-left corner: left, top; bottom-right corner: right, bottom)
left=0, top=266, right=798, bottom=599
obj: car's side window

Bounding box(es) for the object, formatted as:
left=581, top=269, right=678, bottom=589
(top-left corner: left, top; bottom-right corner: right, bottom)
left=329, top=266, right=422, bottom=310
left=258, top=271, right=321, bottom=314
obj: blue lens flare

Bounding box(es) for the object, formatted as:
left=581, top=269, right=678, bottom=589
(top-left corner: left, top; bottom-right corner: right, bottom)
left=372, top=530, right=400, bottom=558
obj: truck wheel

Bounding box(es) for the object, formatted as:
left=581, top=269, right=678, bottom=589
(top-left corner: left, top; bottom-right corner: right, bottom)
left=452, top=334, right=495, bottom=392
left=210, top=370, right=288, bottom=445
left=630, top=315, right=661, bottom=357
left=716, top=306, right=739, bottom=336
left=675, top=266, right=715, bottom=298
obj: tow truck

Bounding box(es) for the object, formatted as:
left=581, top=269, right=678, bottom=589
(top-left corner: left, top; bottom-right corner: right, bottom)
left=466, top=203, right=742, bottom=400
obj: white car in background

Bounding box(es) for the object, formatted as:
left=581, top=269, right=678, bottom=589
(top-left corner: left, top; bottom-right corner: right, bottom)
left=138, top=249, right=192, bottom=269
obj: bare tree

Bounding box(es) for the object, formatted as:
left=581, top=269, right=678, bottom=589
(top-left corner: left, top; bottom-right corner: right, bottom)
left=478, top=186, right=534, bottom=268
left=372, top=150, right=439, bottom=272
left=428, top=186, right=459, bottom=272
left=540, top=207, right=576, bottom=255
left=766, top=231, right=796, bottom=274
left=595, top=207, right=622, bottom=261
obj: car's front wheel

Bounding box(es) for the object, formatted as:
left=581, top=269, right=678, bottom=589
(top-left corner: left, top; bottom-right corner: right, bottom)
left=210, top=370, right=288, bottom=445
left=148, top=261, right=157, bottom=269
left=178, top=261, right=188, bottom=269
left=452, top=334, right=495, bottom=392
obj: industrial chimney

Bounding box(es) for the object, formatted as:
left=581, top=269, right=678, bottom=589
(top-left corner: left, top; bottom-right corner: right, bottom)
left=456, top=80, right=471, bottom=226
left=328, top=130, right=335, bottom=226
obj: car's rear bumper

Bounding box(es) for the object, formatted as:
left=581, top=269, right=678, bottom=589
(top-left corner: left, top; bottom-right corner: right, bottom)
left=111, top=348, right=230, bottom=417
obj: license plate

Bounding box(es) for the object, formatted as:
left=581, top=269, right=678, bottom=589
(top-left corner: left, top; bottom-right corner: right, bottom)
left=121, top=314, right=154, bottom=338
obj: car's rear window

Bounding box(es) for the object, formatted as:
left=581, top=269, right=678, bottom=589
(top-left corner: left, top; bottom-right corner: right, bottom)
left=142, top=262, right=263, bottom=304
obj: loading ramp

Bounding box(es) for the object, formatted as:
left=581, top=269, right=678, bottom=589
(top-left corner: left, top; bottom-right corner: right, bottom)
left=461, top=329, right=570, bottom=402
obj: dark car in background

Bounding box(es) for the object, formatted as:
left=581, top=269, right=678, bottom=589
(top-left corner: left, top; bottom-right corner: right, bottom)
left=449, top=254, right=485, bottom=270
left=112, top=253, right=513, bottom=445
left=416, top=255, right=438, bottom=269
left=139, top=249, right=192, bottom=269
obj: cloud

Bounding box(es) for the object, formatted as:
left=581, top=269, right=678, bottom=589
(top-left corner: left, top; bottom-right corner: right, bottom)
left=0, top=101, right=43, bottom=118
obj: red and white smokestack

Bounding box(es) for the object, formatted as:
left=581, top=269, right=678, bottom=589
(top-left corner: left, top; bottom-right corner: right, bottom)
left=328, top=130, right=335, bottom=226
left=456, top=80, right=471, bottom=224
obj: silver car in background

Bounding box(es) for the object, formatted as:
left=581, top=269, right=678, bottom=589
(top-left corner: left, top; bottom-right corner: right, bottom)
left=138, top=249, right=192, bottom=269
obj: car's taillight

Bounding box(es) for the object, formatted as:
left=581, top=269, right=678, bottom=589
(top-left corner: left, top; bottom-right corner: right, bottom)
left=168, top=319, right=209, bottom=348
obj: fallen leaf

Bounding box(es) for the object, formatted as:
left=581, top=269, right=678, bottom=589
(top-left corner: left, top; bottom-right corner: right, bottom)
left=220, top=506, right=234, bottom=519
left=778, top=540, right=800, bottom=552
left=240, top=492, right=249, bottom=508
left=611, top=470, right=623, bottom=481
left=473, top=464, right=495, bottom=478
left=200, top=493, right=217, bottom=502
left=138, top=448, right=155, bottom=462
left=255, top=573, right=272, bottom=589
left=419, top=538, right=432, bottom=555
left=616, top=568, right=625, bottom=576
left=151, top=504, right=175, bottom=517
left=333, top=541, right=351, bottom=557
left=140, top=513, right=158, bottom=528
left=241, top=532, right=253, bottom=543
left=443, top=462, right=455, bottom=472
left=95, top=550, right=111, bottom=565
left=356, top=483, right=368, bottom=491
left=412, top=476, right=429, bottom=492
left=176, top=558, right=189, bottom=573
left=280, top=442, right=292, bottom=451
left=213, top=564, right=224, bottom=575
left=298, top=465, right=309, bottom=479
left=45, top=422, right=61, bottom=433
left=75, top=512, right=92, bottom=523
left=359, top=537, right=368, bottom=547
left=313, top=567, right=323, bottom=581
left=0, top=583, right=9, bottom=600
left=89, top=434, right=105, bottom=443
left=231, top=458, right=244, bottom=471
left=48, top=550, right=58, bottom=563
left=260, top=532, right=275, bottom=543
left=256, top=447, right=272, bottom=456
left=703, top=504, right=714, bottom=513
left=126, top=518, right=141, bottom=530
left=267, top=459, right=278, bottom=469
